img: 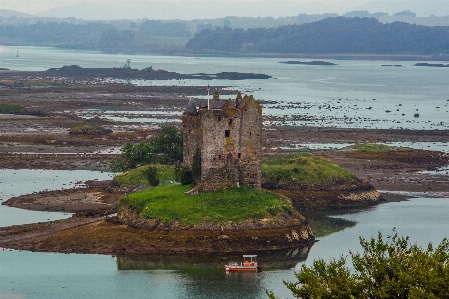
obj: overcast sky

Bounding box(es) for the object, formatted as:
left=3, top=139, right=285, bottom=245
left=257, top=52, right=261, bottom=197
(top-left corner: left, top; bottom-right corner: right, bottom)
left=3, top=0, right=449, bottom=19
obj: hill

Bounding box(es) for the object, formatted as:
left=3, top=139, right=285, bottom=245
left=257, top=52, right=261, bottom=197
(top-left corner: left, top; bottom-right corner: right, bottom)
left=0, top=9, right=33, bottom=19
left=185, top=17, right=449, bottom=55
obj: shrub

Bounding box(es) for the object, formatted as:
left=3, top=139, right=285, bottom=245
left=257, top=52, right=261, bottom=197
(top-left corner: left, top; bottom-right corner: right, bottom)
left=111, top=125, right=182, bottom=172
left=267, top=229, right=449, bottom=299
left=174, top=164, right=194, bottom=185
left=142, top=166, right=159, bottom=186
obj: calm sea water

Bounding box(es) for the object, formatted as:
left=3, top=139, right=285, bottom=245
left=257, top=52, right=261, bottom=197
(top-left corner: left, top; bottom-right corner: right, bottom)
left=0, top=46, right=448, bottom=298
left=0, top=169, right=113, bottom=227
left=1, top=46, right=449, bottom=130
left=1, top=192, right=448, bottom=299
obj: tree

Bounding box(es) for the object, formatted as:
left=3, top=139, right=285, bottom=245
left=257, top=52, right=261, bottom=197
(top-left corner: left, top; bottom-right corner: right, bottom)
left=110, top=125, right=183, bottom=172
left=142, top=166, right=159, bottom=186
left=267, top=229, right=449, bottom=298
left=175, top=165, right=193, bottom=185
left=151, top=125, right=183, bottom=164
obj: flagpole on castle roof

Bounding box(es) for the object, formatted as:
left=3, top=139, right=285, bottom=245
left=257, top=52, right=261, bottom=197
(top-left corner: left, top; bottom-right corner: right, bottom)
left=207, top=83, right=210, bottom=110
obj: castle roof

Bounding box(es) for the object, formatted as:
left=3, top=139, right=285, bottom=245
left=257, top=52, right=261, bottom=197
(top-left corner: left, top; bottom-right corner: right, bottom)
left=185, top=98, right=198, bottom=115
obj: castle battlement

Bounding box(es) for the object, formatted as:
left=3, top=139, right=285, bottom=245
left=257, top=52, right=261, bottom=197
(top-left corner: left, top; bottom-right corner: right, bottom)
left=182, top=92, right=262, bottom=193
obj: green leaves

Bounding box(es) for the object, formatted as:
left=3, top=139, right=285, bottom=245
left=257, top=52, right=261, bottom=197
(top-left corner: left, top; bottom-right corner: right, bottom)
left=111, top=125, right=183, bottom=172
left=277, top=229, right=449, bottom=299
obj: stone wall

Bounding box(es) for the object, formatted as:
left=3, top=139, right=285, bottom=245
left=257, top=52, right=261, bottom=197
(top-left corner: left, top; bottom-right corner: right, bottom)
left=182, top=94, right=262, bottom=193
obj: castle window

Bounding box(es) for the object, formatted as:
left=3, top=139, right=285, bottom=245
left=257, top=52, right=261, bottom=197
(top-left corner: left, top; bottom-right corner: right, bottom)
left=218, top=154, right=222, bottom=160
left=228, top=118, right=233, bottom=125
left=225, top=130, right=230, bottom=138
left=249, top=131, right=252, bottom=136
left=238, top=153, right=241, bottom=159
left=217, top=116, right=222, bottom=121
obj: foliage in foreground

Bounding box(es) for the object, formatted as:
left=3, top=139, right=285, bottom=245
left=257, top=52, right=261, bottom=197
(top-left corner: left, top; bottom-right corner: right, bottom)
left=119, top=184, right=294, bottom=225
left=262, top=152, right=357, bottom=185
left=111, top=125, right=183, bottom=172
left=267, top=229, right=449, bottom=299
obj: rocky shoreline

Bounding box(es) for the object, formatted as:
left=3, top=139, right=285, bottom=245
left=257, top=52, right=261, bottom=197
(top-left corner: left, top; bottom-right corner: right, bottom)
left=1, top=83, right=448, bottom=256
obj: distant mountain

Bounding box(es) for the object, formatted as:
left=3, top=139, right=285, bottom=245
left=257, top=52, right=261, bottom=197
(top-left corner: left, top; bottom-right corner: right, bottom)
left=358, top=0, right=449, bottom=17
left=185, top=17, right=449, bottom=56
left=343, top=11, right=388, bottom=18
left=2, top=10, right=449, bottom=57
left=0, top=9, right=33, bottom=18
left=35, top=3, right=143, bottom=20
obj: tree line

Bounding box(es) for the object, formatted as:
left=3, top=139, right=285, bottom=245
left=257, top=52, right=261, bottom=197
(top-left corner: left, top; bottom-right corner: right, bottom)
left=2, top=17, right=449, bottom=55
left=185, top=17, right=449, bottom=55
left=0, top=20, right=192, bottom=53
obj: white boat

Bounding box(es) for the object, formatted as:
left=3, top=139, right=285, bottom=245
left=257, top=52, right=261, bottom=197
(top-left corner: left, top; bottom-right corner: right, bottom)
left=225, top=255, right=262, bottom=272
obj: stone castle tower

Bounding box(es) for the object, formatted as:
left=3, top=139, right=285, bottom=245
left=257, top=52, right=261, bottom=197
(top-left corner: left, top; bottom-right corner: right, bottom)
left=182, top=92, right=262, bottom=193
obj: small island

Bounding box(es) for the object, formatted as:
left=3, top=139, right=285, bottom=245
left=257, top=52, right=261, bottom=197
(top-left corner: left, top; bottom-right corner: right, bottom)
left=0, top=92, right=384, bottom=256
left=279, top=61, right=337, bottom=66
left=414, top=62, right=449, bottom=67
left=1, top=70, right=448, bottom=259
left=44, top=65, right=272, bottom=80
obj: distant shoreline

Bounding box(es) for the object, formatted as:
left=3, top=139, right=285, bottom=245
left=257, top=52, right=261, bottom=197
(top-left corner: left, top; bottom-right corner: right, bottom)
left=131, top=52, right=449, bottom=62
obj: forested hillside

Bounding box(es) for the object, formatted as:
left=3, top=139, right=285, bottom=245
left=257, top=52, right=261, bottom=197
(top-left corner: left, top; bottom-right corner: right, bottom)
left=185, top=17, right=449, bottom=55
left=0, top=20, right=191, bottom=53
left=1, top=16, right=449, bottom=56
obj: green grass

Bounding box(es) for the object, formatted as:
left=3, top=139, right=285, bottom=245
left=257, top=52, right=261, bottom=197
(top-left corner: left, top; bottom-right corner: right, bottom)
left=119, top=184, right=294, bottom=225
left=0, top=103, right=25, bottom=114
left=262, top=152, right=357, bottom=185
left=24, top=80, right=71, bottom=87
left=114, top=164, right=176, bottom=186
left=351, top=143, right=399, bottom=152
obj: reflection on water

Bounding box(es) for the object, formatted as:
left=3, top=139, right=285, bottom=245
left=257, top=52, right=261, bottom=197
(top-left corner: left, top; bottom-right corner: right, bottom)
left=298, top=205, right=380, bottom=239
left=116, top=247, right=311, bottom=271
left=1, top=196, right=449, bottom=298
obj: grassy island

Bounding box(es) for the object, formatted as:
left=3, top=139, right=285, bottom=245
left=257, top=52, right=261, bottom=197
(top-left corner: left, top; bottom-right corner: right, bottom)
left=119, top=184, right=294, bottom=225
left=116, top=152, right=370, bottom=226
left=262, top=152, right=357, bottom=185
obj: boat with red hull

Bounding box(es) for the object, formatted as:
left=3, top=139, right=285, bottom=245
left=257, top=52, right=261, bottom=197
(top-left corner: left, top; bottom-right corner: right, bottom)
left=225, top=255, right=262, bottom=272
